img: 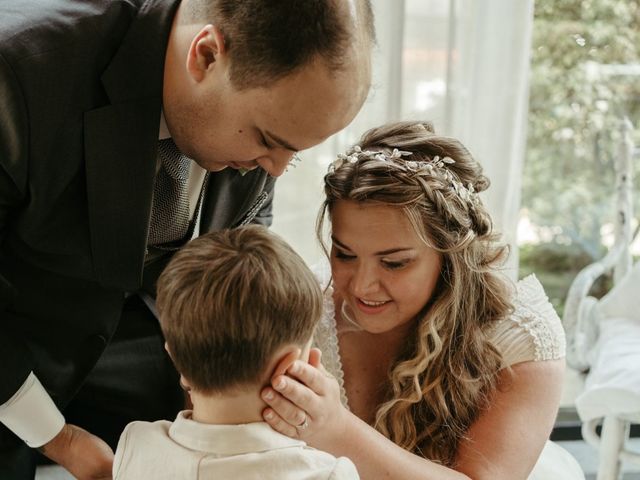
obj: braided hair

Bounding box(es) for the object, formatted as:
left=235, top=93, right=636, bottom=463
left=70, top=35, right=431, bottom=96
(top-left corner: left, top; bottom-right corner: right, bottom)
left=317, top=121, right=512, bottom=466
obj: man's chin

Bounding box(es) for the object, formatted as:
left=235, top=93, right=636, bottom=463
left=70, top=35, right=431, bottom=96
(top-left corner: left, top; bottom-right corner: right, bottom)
left=193, top=159, right=228, bottom=172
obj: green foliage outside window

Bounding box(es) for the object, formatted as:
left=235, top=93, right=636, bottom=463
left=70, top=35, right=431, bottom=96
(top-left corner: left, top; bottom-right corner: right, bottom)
left=520, top=0, right=640, bottom=315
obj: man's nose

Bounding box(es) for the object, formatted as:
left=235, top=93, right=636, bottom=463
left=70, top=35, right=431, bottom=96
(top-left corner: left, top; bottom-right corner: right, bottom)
left=258, top=149, right=296, bottom=177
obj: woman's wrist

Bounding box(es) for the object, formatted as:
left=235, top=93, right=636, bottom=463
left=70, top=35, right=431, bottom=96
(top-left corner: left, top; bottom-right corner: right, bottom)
left=310, top=406, right=361, bottom=456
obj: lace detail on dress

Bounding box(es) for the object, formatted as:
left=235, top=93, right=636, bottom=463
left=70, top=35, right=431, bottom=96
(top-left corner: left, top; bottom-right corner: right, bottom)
left=491, top=274, right=566, bottom=367
left=311, top=264, right=350, bottom=409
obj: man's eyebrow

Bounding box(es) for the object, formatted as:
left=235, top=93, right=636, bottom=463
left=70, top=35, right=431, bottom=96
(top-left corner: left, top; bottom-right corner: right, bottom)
left=265, top=130, right=301, bottom=152
left=332, top=236, right=414, bottom=256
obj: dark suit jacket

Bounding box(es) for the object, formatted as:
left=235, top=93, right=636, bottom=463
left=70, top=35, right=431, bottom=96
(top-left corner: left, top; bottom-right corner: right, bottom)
left=0, top=0, right=276, bottom=409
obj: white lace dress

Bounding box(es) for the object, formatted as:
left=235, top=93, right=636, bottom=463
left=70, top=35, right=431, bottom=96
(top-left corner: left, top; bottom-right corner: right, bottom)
left=312, top=267, right=584, bottom=480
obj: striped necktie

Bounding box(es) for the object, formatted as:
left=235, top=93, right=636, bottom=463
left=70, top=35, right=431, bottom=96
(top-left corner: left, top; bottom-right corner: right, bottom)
left=147, top=138, right=191, bottom=246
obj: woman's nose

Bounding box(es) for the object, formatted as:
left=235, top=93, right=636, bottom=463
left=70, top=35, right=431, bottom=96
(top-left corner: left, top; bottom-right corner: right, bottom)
left=351, top=263, right=379, bottom=297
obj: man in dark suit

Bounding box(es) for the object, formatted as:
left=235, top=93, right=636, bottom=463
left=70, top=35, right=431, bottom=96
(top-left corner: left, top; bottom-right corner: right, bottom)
left=0, top=0, right=374, bottom=478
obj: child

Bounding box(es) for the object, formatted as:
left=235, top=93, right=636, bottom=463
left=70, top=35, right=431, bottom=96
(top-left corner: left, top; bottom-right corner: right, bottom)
left=112, top=225, right=359, bottom=479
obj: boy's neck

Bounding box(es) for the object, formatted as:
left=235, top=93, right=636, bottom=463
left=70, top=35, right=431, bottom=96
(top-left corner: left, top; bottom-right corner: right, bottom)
left=190, top=386, right=264, bottom=425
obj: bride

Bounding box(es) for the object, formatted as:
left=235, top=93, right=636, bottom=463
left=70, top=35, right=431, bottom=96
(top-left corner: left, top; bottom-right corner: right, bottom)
left=261, top=121, right=583, bottom=479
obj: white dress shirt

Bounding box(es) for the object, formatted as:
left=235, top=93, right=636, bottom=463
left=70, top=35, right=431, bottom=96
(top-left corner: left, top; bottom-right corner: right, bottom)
left=0, top=373, right=65, bottom=448
left=113, top=411, right=359, bottom=479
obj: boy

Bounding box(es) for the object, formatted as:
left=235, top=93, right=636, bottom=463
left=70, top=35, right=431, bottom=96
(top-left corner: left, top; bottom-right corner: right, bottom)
left=112, top=225, right=359, bottom=479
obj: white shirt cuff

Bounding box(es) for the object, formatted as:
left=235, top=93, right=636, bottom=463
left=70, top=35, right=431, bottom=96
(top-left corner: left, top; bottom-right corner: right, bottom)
left=0, top=372, right=65, bottom=448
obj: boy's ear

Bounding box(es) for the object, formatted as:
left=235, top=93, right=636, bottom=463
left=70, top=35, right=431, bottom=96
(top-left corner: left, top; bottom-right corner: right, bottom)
left=163, top=342, right=192, bottom=393
left=180, top=374, right=193, bottom=392
left=271, top=347, right=301, bottom=378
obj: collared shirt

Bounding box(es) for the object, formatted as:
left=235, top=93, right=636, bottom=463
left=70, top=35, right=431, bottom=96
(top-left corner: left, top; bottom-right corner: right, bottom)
left=0, top=112, right=207, bottom=448
left=0, top=373, right=65, bottom=448
left=113, top=411, right=359, bottom=479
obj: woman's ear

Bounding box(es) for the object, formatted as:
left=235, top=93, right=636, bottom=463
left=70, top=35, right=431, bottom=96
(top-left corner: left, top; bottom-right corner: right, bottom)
left=185, top=24, right=227, bottom=82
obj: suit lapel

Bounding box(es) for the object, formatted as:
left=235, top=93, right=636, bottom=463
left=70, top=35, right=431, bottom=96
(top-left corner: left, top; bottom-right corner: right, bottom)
left=85, top=101, right=159, bottom=290
left=200, top=169, right=271, bottom=232
left=84, top=0, right=179, bottom=290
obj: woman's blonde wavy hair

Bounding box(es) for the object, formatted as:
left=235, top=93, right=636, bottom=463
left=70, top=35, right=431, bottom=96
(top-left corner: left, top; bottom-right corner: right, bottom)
left=317, top=121, right=513, bottom=466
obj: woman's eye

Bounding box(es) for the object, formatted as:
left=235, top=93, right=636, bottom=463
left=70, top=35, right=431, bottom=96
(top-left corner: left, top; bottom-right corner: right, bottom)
left=335, top=250, right=356, bottom=261
left=382, top=260, right=408, bottom=270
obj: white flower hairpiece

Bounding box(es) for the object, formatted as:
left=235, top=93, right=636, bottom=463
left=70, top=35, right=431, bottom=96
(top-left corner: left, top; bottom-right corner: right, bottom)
left=329, top=146, right=479, bottom=206
left=330, top=146, right=412, bottom=172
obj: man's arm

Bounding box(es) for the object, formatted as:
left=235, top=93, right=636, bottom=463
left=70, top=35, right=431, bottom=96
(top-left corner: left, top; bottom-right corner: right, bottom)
left=0, top=51, right=114, bottom=479
left=0, top=51, right=36, bottom=404
left=0, top=46, right=66, bottom=449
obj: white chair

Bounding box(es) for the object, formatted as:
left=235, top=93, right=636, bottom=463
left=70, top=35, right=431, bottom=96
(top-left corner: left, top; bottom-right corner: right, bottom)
left=564, top=118, right=640, bottom=480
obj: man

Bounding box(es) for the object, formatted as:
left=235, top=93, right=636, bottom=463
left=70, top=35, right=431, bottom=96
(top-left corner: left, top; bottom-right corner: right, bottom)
left=0, top=0, right=374, bottom=478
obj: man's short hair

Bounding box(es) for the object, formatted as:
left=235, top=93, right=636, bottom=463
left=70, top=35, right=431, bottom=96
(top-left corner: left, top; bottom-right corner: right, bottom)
left=157, top=225, right=323, bottom=393
left=185, top=0, right=375, bottom=89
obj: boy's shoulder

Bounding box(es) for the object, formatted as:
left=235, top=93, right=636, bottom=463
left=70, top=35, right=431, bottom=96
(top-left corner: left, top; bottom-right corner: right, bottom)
left=282, top=445, right=360, bottom=479
left=113, top=416, right=361, bottom=479
left=113, top=419, right=178, bottom=480
left=330, top=456, right=360, bottom=479
left=120, top=418, right=173, bottom=446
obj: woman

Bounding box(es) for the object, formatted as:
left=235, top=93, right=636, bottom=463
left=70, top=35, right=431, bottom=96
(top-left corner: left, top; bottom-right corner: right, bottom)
left=261, top=122, right=580, bottom=479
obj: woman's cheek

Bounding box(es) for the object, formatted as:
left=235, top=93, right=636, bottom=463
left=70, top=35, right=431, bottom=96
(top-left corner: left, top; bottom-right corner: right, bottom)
left=330, top=264, right=349, bottom=295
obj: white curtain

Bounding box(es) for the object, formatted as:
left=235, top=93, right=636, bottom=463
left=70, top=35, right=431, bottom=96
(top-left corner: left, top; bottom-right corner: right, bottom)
left=448, top=0, right=535, bottom=275
left=271, top=0, right=535, bottom=278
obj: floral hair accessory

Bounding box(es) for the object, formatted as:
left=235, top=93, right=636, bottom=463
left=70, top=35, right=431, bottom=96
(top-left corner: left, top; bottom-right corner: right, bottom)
left=330, top=146, right=413, bottom=172
left=329, top=146, right=479, bottom=206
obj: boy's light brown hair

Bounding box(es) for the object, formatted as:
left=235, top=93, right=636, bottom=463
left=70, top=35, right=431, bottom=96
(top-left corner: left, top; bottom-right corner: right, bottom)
left=156, top=225, right=323, bottom=393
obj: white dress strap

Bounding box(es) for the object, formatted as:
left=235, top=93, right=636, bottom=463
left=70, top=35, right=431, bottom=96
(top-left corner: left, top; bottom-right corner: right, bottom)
left=490, top=274, right=566, bottom=367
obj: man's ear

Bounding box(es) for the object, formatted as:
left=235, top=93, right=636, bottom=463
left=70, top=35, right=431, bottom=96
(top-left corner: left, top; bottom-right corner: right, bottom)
left=271, top=347, right=301, bottom=378
left=186, top=24, right=226, bottom=82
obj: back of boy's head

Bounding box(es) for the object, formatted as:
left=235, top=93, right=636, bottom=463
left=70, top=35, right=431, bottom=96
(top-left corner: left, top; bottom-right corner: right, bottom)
left=156, top=225, right=323, bottom=393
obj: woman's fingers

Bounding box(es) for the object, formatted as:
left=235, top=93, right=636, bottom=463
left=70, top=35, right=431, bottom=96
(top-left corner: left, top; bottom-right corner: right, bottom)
left=262, top=363, right=347, bottom=447
left=287, top=359, right=334, bottom=396
left=308, top=348, right=322, bottom=368
left=261, top=356, right=343, bottom=443
left=262, top=381, right=310, bottom=425
left=263, top=407, right=299, bottom=438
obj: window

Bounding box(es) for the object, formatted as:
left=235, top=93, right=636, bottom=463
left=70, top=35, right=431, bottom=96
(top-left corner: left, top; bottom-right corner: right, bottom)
left=520, top=0, right=640, bottom=316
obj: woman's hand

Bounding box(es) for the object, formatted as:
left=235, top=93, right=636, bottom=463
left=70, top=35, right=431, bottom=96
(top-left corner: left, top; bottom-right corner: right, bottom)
left=261, top=348, right=351, bottom=452
left=263, top=349, right=472, bottom=480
